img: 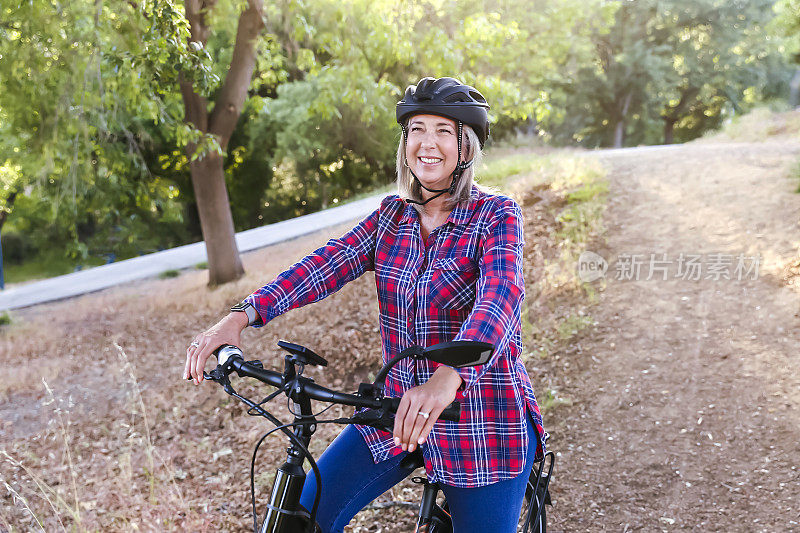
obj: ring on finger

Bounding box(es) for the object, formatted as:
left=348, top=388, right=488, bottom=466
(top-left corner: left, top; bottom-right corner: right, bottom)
left=417, top=411, right=430, bottom=419
left=190, top=341, right=200, bottom=347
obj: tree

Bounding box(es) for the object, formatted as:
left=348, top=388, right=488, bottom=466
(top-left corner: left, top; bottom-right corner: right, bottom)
left=772, top=0, right=800, bottom=105
left=21, top=0, right=792, bottom=285
left=1, top=0, right=258, bottom=284
left=174, top=0, right=269, bottom=284
left=554, top=0, right=792, bottom=148
left=1, top=0, right=209, bottom=251
left=652, top=0, right=790, bottom=144
left=560, top=0, right=671, bottom=147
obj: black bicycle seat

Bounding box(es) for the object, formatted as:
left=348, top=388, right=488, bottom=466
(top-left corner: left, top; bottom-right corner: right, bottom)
left=399, top=448, right=425, bottom=470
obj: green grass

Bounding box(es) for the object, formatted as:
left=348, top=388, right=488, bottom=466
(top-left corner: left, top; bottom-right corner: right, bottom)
left=3, top=252, right=108, bottom=285
left=793, top=160, right=800, bottom=194
left=538, top=388, right=572, bottom=412
left=556, top=313, right=594, bottom=341
left=566, top=180, right=608, bottom=204
left=478, top=152, right=548, bottom=188
left=0, top=312, right=11, bottom=326
left=491, top=150, right=608, bottom=368
left=159, top=269, right=180, bottom=279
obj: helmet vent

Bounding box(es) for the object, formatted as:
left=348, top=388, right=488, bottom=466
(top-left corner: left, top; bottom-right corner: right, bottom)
left=444, top=93, right=469, bottom=103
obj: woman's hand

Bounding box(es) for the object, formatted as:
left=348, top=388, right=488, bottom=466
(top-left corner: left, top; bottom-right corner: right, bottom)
left=393, top=366, right=463, bottom=453
left=184, top=312, right=249, bottom=385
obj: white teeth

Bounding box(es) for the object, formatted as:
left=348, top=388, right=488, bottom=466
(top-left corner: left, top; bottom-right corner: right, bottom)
left=420, top=157, right=442, bottom=164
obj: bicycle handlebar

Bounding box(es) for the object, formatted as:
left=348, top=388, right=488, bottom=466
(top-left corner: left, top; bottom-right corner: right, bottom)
left=202, top=343, right=462, bottom=533
left=213, top=346, right=461, bottom=424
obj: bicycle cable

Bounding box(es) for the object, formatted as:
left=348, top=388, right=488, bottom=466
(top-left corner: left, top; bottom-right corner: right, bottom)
left=246, top=386, right=286, bottom=417
left=227, top=389, right=324, bottom=533
left=217, top=357, right=395, bottom=532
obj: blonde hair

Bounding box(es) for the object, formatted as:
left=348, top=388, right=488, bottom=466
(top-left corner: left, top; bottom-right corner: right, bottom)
left=395, top=122, right=483, bottom=214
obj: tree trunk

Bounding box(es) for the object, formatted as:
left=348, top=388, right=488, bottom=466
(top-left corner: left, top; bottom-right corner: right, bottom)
left=181, top=0, right=264, bottom=285
left=190, top=153, right=243, bottom=285
left=661, top=87, right=698, bottom=145
left=612, top=91, right=632, bottom=148
left=663, top=118, right=676, bottom=144
left=320, top=179, right=329, bottom=210
left=613, top=120, right=625, bottom=148
left=790, top=67, right=800, bottom=108
left=0, top=189, right=18, bottom=233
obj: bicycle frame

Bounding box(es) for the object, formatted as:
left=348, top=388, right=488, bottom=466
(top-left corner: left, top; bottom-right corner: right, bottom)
left=259, top=394, right=316, bottom=533
left=205, top=342, right=466, bottom=533
left=201, top=341, right=550, bottom=533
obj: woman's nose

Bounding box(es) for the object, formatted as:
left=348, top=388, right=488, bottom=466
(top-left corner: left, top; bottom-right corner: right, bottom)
left=419, top=131, right=437, bottom=147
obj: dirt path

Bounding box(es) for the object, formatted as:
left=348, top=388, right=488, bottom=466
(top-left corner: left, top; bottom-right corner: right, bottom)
left=547, top=139, right=800, bottom=531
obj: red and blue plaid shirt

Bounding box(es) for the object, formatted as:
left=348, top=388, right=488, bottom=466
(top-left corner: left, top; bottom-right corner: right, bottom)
left=246, top=185, right=545, bottom=487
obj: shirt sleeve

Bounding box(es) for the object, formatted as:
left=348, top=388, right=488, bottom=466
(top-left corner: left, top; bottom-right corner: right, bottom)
left=451, top=199, right=525, bottom=392
left=244, top=199, right=385, bottom=327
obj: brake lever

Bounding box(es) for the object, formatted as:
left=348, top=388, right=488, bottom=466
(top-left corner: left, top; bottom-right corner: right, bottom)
left=349, top=409, right=395, bottom=433
left=204, top=367, right=235, bottom=394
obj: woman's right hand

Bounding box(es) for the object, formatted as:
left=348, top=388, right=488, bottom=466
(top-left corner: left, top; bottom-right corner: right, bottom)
left=184, top=312, right=249, bottom=385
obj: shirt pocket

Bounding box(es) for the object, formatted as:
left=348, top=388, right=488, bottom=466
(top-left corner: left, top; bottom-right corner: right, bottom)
left=429, top=256, right=479, bottom=310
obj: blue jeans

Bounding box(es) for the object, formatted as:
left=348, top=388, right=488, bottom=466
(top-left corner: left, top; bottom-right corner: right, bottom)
left=298, top=415, right=538, bottom=533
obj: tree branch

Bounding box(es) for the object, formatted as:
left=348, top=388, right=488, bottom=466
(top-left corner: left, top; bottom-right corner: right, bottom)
left=180, top=0, right=213, bottom=135
left=184, top=0, right=212, bottom=45
left=208, top=0, right=265, bottom=148
left=0, top=189, right=19, bottom=231
left=179, top=74, right=208, bottom=132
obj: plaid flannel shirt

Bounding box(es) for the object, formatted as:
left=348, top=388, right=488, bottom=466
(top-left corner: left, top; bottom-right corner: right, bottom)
left=245, top=186, right=545, bottom=487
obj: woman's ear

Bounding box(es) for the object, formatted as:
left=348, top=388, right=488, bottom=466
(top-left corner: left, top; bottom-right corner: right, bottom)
left=461, top=129, right=472, bottom=163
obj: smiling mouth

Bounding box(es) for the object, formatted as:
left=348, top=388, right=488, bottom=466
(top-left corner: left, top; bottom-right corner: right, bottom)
left=419, top=156, right=442, bottom=164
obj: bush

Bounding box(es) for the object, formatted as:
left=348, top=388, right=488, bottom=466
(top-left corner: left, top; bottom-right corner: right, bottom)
left=1, top=231, right=36, bottom=264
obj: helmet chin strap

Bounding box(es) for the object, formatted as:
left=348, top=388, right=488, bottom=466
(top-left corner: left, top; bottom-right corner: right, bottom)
left=402, top=122, right=474, bottom=206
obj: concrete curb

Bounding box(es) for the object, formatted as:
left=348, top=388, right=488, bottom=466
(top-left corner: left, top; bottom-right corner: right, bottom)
left=0, top=193, right=385, bottom=311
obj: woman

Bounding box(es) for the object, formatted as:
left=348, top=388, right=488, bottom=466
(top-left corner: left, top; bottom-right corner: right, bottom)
left=184, top=77, right=546, bottom=532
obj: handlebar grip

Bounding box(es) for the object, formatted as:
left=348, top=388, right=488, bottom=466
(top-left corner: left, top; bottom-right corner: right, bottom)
left=383, top=398, right=461, bottom=423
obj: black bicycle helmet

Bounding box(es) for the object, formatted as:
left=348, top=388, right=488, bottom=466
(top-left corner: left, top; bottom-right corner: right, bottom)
left=396, top=77, right=490, bottom=148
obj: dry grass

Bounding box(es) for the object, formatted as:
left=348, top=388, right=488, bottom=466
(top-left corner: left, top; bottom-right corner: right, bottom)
left=502, top=154, right=608, bottom=363
left=699, top=106, right=800, bottom=143
left=0, top=148, right=608, bottom=531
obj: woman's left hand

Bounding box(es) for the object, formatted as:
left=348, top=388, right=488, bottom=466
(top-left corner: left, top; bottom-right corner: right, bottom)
left=393, top=366, right=463, bottom=453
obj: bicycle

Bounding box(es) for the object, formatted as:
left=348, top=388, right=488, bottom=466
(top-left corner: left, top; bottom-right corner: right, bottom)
left=198, top=340, right=554, bottom=533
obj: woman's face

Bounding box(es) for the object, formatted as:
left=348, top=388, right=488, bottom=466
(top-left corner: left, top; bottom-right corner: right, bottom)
left=405, top=114, right=460, bottom=192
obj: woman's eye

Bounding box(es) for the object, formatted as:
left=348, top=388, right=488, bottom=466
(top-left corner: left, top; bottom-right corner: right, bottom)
left=439, top=129, right=453, bottom=135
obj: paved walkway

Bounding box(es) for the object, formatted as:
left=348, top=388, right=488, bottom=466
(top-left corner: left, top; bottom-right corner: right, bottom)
left=0, top=194, right=383, bottom=311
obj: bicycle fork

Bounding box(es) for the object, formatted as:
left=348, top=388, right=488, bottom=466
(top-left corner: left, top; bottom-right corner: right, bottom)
left=260, top=386, right=320, bottom=533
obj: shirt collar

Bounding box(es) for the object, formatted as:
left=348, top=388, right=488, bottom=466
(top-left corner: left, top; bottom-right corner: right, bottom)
left=398, top=199, right=416, bottom=225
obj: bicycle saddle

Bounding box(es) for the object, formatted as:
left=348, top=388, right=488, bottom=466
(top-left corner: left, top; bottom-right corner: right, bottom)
left=399, top=448, right=426, bottom=470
